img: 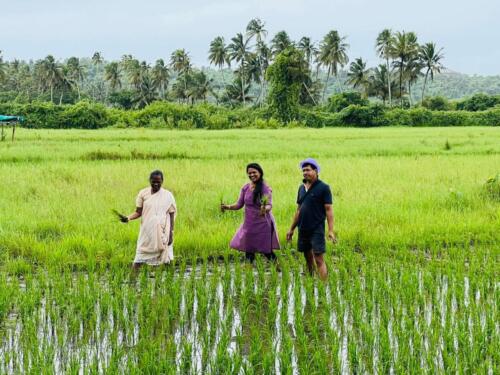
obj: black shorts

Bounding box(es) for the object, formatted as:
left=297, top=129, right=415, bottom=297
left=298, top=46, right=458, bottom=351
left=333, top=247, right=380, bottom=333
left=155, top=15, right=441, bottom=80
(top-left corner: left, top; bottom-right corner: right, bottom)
left=297, top=228, right=326, bottom=254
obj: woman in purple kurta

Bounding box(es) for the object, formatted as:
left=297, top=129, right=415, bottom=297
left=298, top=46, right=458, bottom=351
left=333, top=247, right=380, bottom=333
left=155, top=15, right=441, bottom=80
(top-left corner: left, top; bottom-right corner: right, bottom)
left=221, top=163, right=280, bottom=262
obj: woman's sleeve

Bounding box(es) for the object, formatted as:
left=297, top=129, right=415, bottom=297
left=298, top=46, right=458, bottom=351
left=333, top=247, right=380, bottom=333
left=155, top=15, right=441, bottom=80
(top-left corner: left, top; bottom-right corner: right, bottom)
left=135, top=190, right=144, bottom=208
left=265, top=186, right=273, bottom=208
left=233, top=185, right=246, bottom=209
left=168, top=194, right=177, bottom=214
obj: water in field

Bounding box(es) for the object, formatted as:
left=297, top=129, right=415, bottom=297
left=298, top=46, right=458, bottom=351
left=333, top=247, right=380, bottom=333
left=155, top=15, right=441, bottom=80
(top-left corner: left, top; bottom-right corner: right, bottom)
left=0, top=259, right=497, bottom=374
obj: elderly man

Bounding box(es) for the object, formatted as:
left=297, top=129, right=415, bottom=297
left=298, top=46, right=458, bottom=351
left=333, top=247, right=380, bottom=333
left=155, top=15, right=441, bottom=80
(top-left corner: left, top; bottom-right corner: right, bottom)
left=286, top=158, right=336, bottom=280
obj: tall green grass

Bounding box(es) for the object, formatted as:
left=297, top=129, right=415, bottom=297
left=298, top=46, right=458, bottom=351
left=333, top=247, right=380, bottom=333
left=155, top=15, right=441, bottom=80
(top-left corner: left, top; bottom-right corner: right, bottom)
left=0, top=127, right=498, bottom=268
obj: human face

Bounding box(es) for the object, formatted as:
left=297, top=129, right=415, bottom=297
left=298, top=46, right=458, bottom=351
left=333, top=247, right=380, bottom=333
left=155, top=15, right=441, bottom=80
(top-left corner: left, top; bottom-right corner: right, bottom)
left=150, top=175, right=163, bottom=192
left=302, top=165, right=317, bottom=183
left=247, top=167, right=261, bottom=184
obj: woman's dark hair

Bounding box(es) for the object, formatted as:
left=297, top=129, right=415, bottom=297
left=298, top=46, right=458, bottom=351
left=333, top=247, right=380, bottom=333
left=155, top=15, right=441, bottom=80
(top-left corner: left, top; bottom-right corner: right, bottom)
left=149, top=170, right=164, bottom=181
left=247, top=163, right=264, bottom=204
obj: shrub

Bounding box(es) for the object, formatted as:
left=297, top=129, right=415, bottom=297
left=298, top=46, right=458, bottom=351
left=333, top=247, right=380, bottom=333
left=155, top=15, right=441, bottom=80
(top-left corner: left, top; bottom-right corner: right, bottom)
left=298, top=109, right=341, bottom=128
left=422, top=96, right=451, bottom=111
left=325, top=92, right=369, bottom=113
left=61, top=101, right=110, bottom=129
left=456, top=93, right=500, bottom=112
left=206, top=114, right=231, bottom=130
left=338, top=104, right=386, bottom=127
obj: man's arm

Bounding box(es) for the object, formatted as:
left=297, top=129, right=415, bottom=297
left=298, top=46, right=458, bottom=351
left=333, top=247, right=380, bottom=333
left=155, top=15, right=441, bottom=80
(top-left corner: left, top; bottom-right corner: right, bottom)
left=325, top=204, right=337, bottom=243
left=286, top=205, right=301, bottom=241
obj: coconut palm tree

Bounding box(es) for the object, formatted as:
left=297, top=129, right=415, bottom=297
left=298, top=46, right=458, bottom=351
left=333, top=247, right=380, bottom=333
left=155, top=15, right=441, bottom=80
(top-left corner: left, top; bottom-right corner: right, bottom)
left=271, top=31, right=293, bottom=56
left=170, top=49, right=192, bottom=101
left=170, top=49, right=191, bottom=75
left=298, top=37, right=317, bottom=71
left=246, top=52, right=262, bottom=86
left=151, top=59, right=170, bottom=99
left=246, top=18, right=268, bottom=106
left=41, top=55, right=63, bottom=103
left=390, top=31, right=419, bottom=107
left=187, top=70, right=213, bottom=103
left=222, top=76, right=252, bottom=106
left=419, top=42, right=444, bottom=104
left=57, top=65, right=73, bottom=104
left=134, top=64, right=157, bottom=108
left=208, top=36, right=229, bottom=85
left=255, top=41, right=272, bottom=104
left=347, top=57, right=371, bottom=97
left=375, top=29, right=394, bottom=106
left=124, top=59, right=142, bottom=90
left=318, top=30, right=349, bottom=100
left=104, top=62, right=122, bottom=92
left=66, top=57, right=84, bottom=100
left=91, top=52, right=103, bottom=66
left=228, top=33, right=250, bottom=105
left=246, top=18, right=267, bottom=44
left=369, top=64, right=398, bottom=105
left=405, top=56, right=424, bottom=105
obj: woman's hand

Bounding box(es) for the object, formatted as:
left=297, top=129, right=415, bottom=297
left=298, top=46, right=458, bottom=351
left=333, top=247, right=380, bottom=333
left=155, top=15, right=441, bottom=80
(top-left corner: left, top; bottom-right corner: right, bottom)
left=220, top=203, right=231, bottom=212
left=119, top=215, right=129, bottom=223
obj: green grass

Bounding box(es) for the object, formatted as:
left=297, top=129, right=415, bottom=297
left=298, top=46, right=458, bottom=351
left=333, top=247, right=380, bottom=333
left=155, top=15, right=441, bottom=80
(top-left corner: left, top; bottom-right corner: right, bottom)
left=0, top=127, right=498, bottom=373
left=0, top=127, right=499, bottom=268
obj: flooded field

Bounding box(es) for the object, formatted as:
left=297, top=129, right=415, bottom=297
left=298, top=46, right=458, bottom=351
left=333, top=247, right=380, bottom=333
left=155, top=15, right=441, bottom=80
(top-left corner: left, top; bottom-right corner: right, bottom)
left=1, top=254, right=497, bottom=374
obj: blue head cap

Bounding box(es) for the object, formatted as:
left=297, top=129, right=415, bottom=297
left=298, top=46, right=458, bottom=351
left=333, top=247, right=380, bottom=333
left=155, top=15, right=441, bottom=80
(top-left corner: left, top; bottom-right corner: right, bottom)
left=299, top=158, right=320, bottom=173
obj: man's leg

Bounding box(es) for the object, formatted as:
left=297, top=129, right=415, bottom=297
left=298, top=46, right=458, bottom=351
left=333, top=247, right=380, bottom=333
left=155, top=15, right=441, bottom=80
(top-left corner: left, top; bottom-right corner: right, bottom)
left=313, top=253, right=328, bottom=280
left=303, top=250, right=315, bottom=275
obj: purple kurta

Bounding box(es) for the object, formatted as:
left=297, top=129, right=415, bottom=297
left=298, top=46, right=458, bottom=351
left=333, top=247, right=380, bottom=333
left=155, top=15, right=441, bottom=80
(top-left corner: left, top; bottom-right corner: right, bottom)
left=230, top=183, right=280, bottom=253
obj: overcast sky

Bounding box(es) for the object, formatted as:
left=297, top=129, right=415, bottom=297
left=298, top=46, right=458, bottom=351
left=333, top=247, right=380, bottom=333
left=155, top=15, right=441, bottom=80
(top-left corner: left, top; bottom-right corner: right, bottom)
left=2, top=0, right=499, bottom=75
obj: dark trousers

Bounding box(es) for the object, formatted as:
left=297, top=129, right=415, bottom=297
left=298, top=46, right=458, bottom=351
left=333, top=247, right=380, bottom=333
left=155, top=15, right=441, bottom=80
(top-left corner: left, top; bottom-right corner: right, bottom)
left=245, top=251, right=277, bottom=262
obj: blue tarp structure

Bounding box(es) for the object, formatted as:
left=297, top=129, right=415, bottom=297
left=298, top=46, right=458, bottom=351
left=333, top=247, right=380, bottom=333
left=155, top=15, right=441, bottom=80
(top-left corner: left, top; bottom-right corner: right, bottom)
left=0, top=115, right=25, bottom=141
left=0, top=115, right=24, bottom=122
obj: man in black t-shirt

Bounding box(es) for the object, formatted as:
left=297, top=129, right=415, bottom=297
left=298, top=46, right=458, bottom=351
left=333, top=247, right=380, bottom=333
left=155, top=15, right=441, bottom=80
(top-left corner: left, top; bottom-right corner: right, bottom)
left=286, top=158, right=336, bottom=280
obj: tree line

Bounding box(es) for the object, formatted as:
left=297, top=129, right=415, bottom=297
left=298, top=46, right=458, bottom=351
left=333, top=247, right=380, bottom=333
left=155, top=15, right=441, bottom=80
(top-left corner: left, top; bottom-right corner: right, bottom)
left=0, top=19, right=455, bottom=111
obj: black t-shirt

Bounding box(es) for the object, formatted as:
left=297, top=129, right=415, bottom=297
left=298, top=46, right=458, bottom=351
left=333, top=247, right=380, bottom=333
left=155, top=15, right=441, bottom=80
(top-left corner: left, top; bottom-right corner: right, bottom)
left=296, top=180, right=333, bottom=232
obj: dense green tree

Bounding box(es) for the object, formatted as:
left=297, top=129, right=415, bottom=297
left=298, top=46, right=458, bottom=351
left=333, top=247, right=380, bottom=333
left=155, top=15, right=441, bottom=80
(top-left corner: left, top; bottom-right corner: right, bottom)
left=266, top=47, right=310, bottom=122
